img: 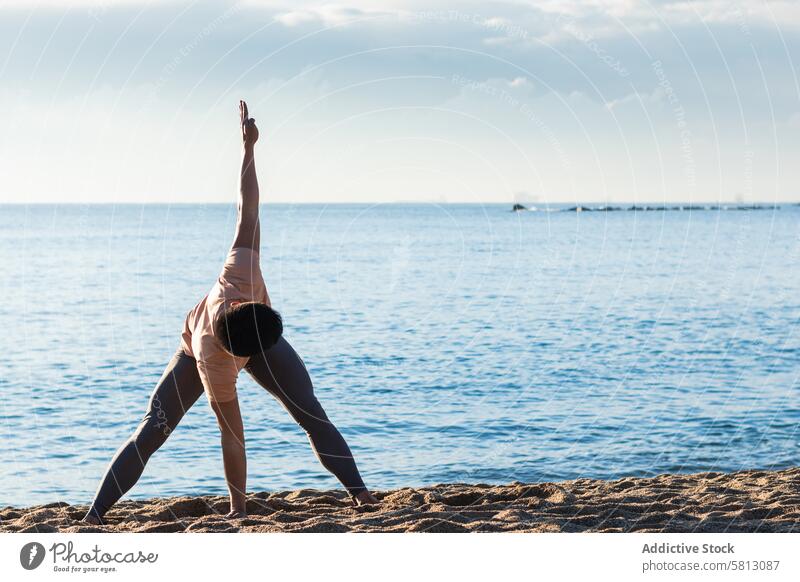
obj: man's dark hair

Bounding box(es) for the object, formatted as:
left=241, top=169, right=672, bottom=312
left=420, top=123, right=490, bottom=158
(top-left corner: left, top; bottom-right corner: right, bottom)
left=215, top=302, right=283, bottom=357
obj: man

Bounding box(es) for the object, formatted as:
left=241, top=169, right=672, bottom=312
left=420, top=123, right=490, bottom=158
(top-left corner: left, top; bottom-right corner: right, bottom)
left=83, top=101, right=378, bottom=524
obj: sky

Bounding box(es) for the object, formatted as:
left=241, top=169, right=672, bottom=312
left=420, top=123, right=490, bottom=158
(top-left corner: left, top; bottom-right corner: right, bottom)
left=0, top=0, right=798, bottom=204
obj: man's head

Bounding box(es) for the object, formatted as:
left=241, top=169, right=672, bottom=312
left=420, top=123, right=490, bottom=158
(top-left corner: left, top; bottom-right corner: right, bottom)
left=215, top=301, right=283, bottom=357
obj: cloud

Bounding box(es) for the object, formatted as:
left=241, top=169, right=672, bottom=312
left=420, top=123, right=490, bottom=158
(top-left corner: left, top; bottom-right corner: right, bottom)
left=240, top=1, right=402, bottom=28
left=605, top=87, right=666, bottom=110
left=272, top=5, right=379, bottom=28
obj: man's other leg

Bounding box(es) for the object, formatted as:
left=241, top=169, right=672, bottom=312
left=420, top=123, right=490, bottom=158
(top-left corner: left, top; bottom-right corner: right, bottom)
left=244, top=338, right=368, bottom=497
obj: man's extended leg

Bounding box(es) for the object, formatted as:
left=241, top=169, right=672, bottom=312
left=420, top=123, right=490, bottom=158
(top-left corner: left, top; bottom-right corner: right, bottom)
left=85, top=349, right=205, bottom=522
left=244, top=337, right=368, bottom=497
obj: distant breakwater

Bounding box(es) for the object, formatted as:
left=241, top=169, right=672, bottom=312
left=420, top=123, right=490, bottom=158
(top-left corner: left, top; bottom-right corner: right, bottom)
left=512, top=203, right=787, bottom=213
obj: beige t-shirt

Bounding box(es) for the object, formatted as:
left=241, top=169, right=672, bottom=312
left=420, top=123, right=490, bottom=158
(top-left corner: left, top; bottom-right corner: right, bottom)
left=181, top=247, right=271, bottom=402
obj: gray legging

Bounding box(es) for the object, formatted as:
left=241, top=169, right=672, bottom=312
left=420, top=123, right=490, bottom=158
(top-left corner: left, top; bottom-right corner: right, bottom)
left=87, top=337, right=367, bottom=521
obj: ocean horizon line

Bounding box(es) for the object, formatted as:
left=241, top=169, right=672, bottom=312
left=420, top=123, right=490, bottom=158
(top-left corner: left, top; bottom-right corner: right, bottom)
left=1, top=201, right=797, bottom=206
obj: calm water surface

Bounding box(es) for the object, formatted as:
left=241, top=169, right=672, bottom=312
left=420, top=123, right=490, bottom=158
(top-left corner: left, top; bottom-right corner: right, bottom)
left=0, top=203, right=798, bottom=506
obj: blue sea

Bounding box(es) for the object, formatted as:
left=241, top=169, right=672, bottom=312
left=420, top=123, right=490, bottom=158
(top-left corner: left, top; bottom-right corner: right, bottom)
left=1, top=203, right=798, bottom=507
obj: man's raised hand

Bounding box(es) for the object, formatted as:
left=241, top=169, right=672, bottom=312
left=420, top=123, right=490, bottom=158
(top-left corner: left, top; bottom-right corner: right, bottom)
left=240, top=100, right=259, bottom=147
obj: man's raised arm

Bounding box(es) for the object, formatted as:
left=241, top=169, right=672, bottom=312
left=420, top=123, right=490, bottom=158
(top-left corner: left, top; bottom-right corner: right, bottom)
left=232, top=100, right=260, bottom=252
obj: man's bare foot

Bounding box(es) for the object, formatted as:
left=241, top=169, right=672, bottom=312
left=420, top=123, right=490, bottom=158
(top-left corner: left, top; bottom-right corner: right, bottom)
left=353, top=490, right=380, bottom=506
left=225, top=509, right=247, bottom=519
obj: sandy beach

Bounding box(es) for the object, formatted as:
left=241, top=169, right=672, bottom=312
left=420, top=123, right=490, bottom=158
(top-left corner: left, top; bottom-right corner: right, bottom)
left=2, top=468, right=798, bottom=533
